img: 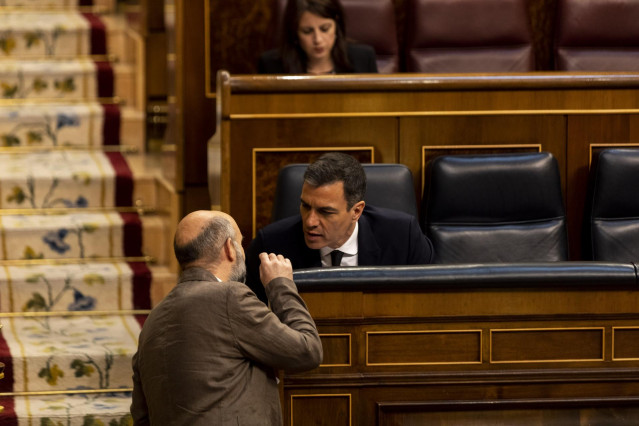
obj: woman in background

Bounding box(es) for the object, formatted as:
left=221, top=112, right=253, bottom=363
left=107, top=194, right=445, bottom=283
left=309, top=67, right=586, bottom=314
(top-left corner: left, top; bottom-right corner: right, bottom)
left=258, top=0, right=378, bottom=74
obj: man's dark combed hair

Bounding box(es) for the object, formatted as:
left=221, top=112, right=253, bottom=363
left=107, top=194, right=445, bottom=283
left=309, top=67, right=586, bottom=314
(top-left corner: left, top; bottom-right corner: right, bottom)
left=304, top=152, right=366, bottom=209
left=173, top=216, right=234, bottom=269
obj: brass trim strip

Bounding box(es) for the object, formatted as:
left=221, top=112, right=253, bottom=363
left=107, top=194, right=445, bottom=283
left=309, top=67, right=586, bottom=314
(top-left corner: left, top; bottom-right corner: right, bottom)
left=0, top=388, right=133, bottom=397
left=365, top=329, right=483, bottom=367
left=0, top=256, right=154, bottom=266
left=421, top=144, right=542, bottom=194
left=251, top=146, right=375, bottom=238
left=319, top=333, right=352, bottom=368
left=0, top=310, right=151, bottom=319
left=612, top=326, right=639, bottom=361
left=290, top=393, right=352, bottom=426
left=489, top=327, right=605, bottom=364
left=229, top=109, right=639, bottom=120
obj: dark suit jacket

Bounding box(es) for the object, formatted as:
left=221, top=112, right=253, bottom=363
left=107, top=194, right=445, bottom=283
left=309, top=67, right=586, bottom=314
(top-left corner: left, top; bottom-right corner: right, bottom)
left=258, top=43, right=378, bottom=73
left=246, top=205, right=434, bottom=303
left=131, top=267, right=322, bottom=425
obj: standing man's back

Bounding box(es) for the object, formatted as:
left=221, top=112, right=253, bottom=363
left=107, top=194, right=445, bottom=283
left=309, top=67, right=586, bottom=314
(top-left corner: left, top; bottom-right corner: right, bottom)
left=131, top=210, right=322, bottom=425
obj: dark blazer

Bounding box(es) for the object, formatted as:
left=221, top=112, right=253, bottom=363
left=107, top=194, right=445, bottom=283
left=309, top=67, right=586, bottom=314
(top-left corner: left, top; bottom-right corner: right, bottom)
left=246, top=205, right=434, bottom=303
left=131, top=267, right=322, bottom=425
left=258, top=43, right=378, bottom=73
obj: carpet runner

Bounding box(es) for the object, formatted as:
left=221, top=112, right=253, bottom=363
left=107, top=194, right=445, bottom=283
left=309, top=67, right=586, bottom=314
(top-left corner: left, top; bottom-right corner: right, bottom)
left=0, top=102, right=121, bottom=147
left=0, top=2, right=150, bottom=424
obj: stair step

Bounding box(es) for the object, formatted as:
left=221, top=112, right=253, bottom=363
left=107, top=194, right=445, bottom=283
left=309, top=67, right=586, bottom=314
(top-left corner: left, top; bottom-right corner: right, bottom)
left=0, top=314, right=143, bottom=393
left=120, top=106, right=145, bottom=151
left=0, top=102, right=117, bottom=148
left=0, top=261, right=151, bottom=313
left=141, top=214, right=170, bottom=266
left=113, top=62, right=139, bottom=109
left=0, top=392, right=133, bottom=425
left=0, top=212, right=143, bottom=260
left=0, top=151, right=128, bottom=209
left=0, top=59, right=99, bottom=100
left=149, top=265, right=176, bottom=306
left=103, top=14, right=138, bottom=68
left=0, top=12, right=92, bottom=58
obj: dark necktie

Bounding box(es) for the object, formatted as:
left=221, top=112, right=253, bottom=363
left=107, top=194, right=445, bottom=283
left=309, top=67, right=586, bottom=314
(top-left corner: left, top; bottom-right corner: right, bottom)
left=331, top=250, right=344, bottom=266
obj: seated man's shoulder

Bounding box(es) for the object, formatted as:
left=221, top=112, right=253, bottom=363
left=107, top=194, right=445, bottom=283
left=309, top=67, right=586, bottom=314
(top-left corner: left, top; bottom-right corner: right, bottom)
left=260, top=215, right=301, bottom=236
left=363, top=205, right=415, bottom=223
left=250, top=215, right=303, bottom=254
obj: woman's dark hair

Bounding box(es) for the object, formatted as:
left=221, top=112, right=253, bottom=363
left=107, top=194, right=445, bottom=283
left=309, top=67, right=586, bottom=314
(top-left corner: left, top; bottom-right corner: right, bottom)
left=280, top=0, right=352, bottom=73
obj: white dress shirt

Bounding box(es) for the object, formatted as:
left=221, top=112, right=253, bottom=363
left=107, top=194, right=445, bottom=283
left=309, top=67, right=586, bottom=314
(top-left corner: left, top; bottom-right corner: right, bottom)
left=320, top=222, right=359, bottom=267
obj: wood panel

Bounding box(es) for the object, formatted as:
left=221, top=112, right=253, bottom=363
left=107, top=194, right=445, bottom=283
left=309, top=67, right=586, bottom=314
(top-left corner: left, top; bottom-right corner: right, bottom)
left=490, top=328, right=604, bottom=363
left=378, top=398, right=639, bottom=426
left=282, top=281, right=639, bottom=425
left=367, top=330, right=481, bottom=366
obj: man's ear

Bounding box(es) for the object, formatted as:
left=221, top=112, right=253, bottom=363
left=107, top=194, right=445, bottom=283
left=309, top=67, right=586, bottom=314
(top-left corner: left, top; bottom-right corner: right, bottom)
left=351, top=200, right=365, bottom=221
left=223, top=237, right=236, bottom=262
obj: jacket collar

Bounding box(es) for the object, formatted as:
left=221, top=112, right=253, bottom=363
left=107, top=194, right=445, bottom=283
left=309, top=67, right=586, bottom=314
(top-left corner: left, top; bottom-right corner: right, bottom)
left=356, top=212, right=381, bottom=265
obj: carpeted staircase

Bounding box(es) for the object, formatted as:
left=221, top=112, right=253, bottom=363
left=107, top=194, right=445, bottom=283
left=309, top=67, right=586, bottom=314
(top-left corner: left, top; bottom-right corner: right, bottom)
left=0, top=1, right=176, bottom=424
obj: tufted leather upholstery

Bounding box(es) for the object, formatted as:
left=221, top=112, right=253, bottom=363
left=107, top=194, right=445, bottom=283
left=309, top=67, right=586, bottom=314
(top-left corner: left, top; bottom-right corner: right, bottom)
left=554, top=0, right=639, bottom=71
left=293, top=262, right=638, bottom=291
left=421, top=152, right=568, bottom=263
left=404, top=0, right=535, bottom=72
left=271, top=163, right=418, bottom=222
left=584, top=148, right=639, bottom=261
left=272, top=0, right=399, bottom=72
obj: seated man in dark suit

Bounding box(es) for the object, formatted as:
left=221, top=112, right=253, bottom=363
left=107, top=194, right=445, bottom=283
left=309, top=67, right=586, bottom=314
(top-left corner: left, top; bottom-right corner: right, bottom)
left=246, top=152, right=434, bottom=304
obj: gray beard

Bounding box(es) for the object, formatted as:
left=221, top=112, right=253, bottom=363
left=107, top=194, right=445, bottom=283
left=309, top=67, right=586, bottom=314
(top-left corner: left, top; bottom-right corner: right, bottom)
left=228, top=241, right=247, bottom=283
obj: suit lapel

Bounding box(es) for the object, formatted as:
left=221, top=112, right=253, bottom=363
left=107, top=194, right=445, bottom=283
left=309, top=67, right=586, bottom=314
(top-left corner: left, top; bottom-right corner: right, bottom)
left=357, top=212, right=381, bottom=265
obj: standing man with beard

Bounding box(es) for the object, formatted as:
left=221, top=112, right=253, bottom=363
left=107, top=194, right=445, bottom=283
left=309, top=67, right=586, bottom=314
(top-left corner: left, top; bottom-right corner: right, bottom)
left=131, top=210, right=322, bottom=425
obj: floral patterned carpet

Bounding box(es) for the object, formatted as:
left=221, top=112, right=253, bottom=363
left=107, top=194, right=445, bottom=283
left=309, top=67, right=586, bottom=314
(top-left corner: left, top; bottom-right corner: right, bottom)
left=0, top=1, right=148, bottom=424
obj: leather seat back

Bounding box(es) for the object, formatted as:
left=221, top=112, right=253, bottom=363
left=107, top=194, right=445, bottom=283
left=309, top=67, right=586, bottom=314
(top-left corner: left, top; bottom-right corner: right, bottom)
left=555, top=0, right=639, bottom=71
left=421, top=152, right=568, bottom=263
left=405, top=0, right=535, bottom=72
left=585, top=148, right=639, bottom=261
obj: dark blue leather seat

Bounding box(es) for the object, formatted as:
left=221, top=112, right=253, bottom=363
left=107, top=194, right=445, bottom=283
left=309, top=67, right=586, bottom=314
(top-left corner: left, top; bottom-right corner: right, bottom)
left=272, top=163, right=418, bottom=222
left=421, top=152, right=568, bottom=263
left=584, top=148, right=639, bottom=261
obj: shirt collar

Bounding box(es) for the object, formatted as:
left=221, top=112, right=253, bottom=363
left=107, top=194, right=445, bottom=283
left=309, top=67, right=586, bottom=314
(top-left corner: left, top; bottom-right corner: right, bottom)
left=320, top=222, right=359, bottom=257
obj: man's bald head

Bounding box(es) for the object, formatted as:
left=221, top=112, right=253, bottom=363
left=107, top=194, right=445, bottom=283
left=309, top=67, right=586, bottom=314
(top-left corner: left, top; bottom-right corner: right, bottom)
left=173, top=210, right=240, bottom=269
